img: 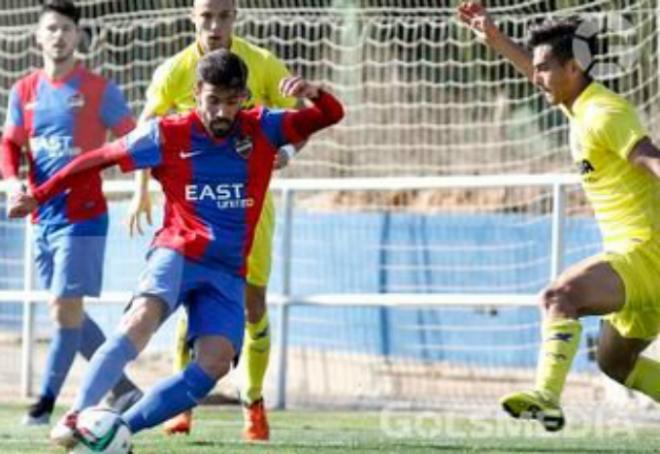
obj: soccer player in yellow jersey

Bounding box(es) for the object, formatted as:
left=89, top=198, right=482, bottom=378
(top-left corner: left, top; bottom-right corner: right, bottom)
left=127, top=0, right=300, bottom=440
left=459, top=2, right=660, bottom=431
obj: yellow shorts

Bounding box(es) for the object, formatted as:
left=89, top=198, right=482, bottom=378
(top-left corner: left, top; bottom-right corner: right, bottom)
left=604, top=238, right=660, bottom=340
left=246, top=190, right=275, bottom=287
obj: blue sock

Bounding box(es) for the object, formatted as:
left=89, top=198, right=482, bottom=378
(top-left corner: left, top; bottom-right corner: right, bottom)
left=80, top=315, right=137, bottom=395
left=79, top=314, right=106, bottom=360
left=123, top=362, right=216, bottom=434
left=73, top=333, right=137, bottom=411
left=40, top=327, right=81, bottom=401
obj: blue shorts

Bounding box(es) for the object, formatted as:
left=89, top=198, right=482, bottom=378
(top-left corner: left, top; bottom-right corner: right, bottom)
left=136, top=247, right=245, bottom=353
left=34, top=214, right=108, bottom=298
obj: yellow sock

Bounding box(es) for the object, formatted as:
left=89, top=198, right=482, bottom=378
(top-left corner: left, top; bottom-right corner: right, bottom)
left=534, top=318, right=582, bottom=403
left=242, top=312, right=271, bottom=404
left=172, top=314, right=191, bottom=372
left=625, top=356, right=660, bottom=401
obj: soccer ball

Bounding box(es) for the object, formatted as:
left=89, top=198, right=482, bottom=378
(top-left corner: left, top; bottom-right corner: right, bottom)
left=70, top=407, right=132, bottom=454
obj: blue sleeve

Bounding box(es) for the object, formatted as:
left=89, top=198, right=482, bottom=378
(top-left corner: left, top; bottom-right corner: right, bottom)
left=259, top=108, right=287, bottom=149
left=99, top=81, right=134, bottom=129
left=120, top=119, right=162, bottom=171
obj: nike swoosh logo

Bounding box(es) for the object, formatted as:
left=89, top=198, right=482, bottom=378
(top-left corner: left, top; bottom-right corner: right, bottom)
left=253, top=327, right=269, bottom=339
left=180, top=150, right=204, bottom=159
left=548, top=333, right=573, bottom=342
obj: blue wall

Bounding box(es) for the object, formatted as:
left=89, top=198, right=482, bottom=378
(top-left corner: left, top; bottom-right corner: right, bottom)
left=0, top=205, right=604, bottom=371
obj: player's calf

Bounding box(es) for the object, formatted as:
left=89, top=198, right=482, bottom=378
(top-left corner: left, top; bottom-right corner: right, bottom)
left=119, top=296, right=168, bottom=353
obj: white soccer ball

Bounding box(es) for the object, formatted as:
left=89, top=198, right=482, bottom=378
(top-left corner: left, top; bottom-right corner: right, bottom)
left=70, top=407, right=132, bottom=454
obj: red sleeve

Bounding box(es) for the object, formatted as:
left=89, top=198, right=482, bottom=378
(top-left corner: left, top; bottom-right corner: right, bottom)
left=1, top=137, right=21, bottom=179
left=281, top=90, right=344, bottom=144
left=112, top=116, right=136, bottom=137
left=33, top=140, right=127, bottom=203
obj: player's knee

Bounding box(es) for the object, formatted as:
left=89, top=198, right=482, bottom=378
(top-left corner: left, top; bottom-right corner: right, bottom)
left=49, top=297, right=83, bottom=328
left=540, top=283, right=577, bottom=318
left=196, top=337, right=235, bottom=379
left=197, top=353, right=232, bottom=380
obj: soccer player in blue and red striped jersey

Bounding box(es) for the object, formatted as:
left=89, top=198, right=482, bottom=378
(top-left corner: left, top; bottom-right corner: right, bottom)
left=9, top=48, right=344, bottom=447
left=0, top=0, right=141, bottom=425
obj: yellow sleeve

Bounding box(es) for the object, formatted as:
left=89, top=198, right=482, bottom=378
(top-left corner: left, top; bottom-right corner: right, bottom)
left=262, top=52, right=297, bottom=109
left=588, top=105, right=648, bottom=160
left=142, top=62, right=175, bottom=117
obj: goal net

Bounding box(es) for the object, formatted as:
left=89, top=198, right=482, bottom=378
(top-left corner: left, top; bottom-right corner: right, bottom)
left=2, top=1, right=658, bottom=178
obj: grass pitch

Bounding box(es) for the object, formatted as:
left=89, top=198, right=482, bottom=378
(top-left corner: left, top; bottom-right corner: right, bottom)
left=0, top=403, right=658, bottom=453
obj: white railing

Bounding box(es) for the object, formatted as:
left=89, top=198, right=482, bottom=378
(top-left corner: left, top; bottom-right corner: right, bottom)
left=0, top=174, right=581, bottom=409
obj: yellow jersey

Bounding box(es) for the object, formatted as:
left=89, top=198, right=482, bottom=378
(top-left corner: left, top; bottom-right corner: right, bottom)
left=564, top=82, right=660, bottom=252
left=143, top=35, right=297, bottom=115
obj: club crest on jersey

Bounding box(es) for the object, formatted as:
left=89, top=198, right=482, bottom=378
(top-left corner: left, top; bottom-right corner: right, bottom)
left=235, top=136, right=253, bottom=159
left=68, top=93, right=85, bottom=109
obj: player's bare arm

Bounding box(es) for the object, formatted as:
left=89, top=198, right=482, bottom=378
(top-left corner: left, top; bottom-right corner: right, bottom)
left=457, top=1, right=534, bottom=81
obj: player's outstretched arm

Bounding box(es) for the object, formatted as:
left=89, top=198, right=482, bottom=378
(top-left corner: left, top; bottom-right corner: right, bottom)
left=278, top=76, right=344, bottom=143
left=29, top=142, right=128, bottom=210
left=457, top=1, right=534, bottom=81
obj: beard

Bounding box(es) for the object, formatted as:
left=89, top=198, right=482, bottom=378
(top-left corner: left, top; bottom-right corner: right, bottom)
left=209, top=118, right=233, bottom=138
left=48, top=47, right=75, bottom=64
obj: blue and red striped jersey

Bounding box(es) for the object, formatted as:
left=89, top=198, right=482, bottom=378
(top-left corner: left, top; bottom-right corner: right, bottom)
left=2, top=64, right=135, bottom=225
left=117, top=107, right=289, bottom=275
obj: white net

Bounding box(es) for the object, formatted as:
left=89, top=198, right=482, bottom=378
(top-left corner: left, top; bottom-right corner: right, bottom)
left=263, top=179, right=608, bottom=409
left=1, top=1, right=658, bottom=177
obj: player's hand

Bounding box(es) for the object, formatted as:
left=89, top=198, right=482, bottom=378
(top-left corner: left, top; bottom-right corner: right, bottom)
left=457, top=2, right=499, bottom=44
left=279, top=76, right=320, bottom=100
left=7, top=192, right=37, bottom=218
left=126, top=189, right=152, bottom=237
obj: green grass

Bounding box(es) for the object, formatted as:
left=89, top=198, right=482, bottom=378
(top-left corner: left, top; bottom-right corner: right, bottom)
left=1, top=403, right=659, bottom=453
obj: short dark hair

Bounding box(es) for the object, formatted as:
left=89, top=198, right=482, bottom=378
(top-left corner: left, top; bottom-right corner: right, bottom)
left=40, top=0, right=81, bottom=25
left=528, top=17, right=597, bottom=67
left=196, top=49, right=248, bottom=91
